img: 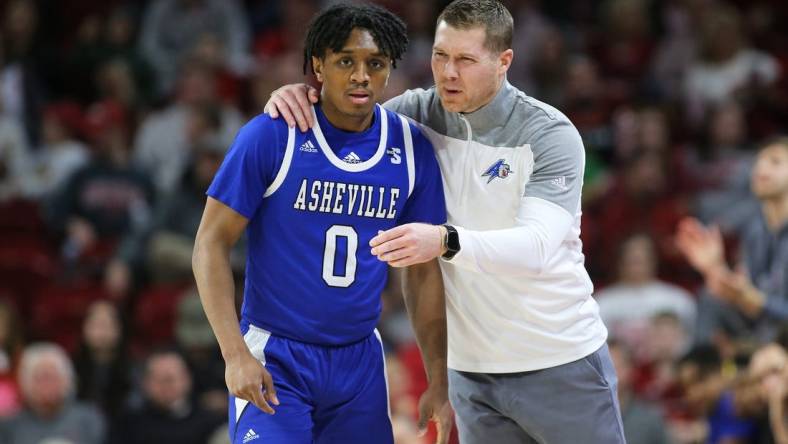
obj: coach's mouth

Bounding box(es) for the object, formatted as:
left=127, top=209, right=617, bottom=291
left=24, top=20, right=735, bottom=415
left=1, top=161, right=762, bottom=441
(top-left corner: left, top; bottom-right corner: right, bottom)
left=442, top=87, right=462, bottom=97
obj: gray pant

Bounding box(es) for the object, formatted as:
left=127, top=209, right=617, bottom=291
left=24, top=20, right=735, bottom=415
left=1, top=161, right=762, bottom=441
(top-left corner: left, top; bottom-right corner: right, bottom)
left=449, top=345, right=626, bottom=444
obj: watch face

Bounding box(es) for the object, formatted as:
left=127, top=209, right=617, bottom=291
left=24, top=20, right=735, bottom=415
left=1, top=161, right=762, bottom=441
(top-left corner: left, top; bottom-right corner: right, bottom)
left=446, top=226, right=460, bottom=252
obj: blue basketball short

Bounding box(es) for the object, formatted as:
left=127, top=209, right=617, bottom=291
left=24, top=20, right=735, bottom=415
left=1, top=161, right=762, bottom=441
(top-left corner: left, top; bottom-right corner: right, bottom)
left=228, top=321, right=393, bottom=444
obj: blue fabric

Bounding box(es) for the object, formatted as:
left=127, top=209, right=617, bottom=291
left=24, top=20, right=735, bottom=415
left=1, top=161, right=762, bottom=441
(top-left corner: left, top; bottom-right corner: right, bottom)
left=208, top=104, right=446, bottom=345
left=707, top=391, right=756, bottom=444
left=229, top=323, right=393, bottom=444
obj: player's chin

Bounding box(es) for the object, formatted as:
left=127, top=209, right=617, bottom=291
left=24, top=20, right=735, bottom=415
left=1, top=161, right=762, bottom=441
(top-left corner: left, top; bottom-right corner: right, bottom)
left=343, top=102, right=376, bottom=116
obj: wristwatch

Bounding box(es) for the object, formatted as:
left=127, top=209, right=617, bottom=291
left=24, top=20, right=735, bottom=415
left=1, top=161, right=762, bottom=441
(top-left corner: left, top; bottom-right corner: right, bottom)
left=441, top=225, right=461, bottom=260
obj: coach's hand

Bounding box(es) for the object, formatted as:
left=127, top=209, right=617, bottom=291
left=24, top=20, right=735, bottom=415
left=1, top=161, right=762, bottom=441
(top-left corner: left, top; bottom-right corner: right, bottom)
left=226, top=351, right=279, bottom=415
left=264, top=83, right=319, bottom=132
left=370, top=223, right=444, bottom=267
left=418, top=382, right=454, bottom=444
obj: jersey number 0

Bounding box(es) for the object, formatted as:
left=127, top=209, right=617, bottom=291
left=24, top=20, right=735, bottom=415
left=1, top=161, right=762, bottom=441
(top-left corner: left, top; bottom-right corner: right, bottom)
left=322, top=225, right=358, bottom=287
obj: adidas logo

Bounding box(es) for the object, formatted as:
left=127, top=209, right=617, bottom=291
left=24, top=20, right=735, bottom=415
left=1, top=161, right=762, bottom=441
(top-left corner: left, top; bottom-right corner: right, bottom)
left=550, top=176, right=567, bottom=190
left=242, top=429, right=260, bottom=443
left=299, top=140, right=318, bottom=153
left=342, top=152, right=362, bottom=164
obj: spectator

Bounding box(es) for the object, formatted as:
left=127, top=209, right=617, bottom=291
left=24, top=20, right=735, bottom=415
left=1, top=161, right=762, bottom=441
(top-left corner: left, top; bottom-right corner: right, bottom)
left=100, top=7, right=155, bottom=106
left=132, top=59, right=242, bottom=194
left=522, top=26, right=567, bottom=107
left=109, top=348, right=224, bottom=444
left=609, top=340, right=671, bottom=444
left=592, top=0, right=655, bottom=103
left=678, top=137, right=788, bottom=343
left=650, top=0, right=702, bottom=102
left=139, top=0, right=251, bottom=95
left=73, top=300, right=131, bottom=418
left=174, top=290, right=225, bottom=415
left=748, top=343, right=788, bottom=444
left=634, top=312, right=691, bottom=415
left=62, top=6, right=154, bottom=108
left=245, top=51, right=302, bottom=118
left=689, top=101, right=759, bottom=235
left=683, top=5, right=780, bottom=126
left=45, top=100, right=155, bottom=281
left=584, top=149, right=690, bottom=285
left=676, top=344, right=755, bottom=444
left=0, top=342, right=105, bottom=444
left=561, top=56, right=616, bottom=155
left=249, top=0, right=317, bottom=60
left=0, top=0, right=47, bottom=145
left=108, top=132, right=242, bottom=297
left=0, top=99, right=30, bottom=201
left=597, top=233, right=696, bottom=348
left=0, top=300, right=23, bottom=417
left=23, top=102, right=89, bottom=199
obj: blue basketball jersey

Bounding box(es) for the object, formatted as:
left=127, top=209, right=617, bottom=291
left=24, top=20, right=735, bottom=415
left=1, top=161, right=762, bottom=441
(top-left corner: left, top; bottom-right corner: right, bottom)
left=208, top=104, right=446, bottom=345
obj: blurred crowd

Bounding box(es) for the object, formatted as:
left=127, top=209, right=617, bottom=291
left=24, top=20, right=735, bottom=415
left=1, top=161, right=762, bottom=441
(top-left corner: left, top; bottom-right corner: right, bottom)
left=0, top=0, right=786, bottom=443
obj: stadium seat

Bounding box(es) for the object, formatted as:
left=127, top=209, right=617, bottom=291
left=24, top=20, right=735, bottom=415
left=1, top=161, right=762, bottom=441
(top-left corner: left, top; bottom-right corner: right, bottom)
left=132, top=283, right=192, bottom=352
left=30, top=280, right=109, bottom=352
left=0, top=199, right=45, bottom=235
left=0, top=236, right=59, bottom=317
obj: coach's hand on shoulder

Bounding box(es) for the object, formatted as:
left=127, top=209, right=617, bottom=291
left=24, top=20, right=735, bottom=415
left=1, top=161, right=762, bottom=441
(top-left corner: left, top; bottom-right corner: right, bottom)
left=418, top=382, right=454, bottom=444
left=264, top=83, right=319, bottom=132
left=225, top=351, right=279, bottom=415
left=370, top=223, right=444, bottom=267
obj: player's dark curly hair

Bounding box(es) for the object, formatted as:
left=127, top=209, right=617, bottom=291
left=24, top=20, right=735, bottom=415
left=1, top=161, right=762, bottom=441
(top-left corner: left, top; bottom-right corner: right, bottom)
left=303, top=3, right=408, bottom=75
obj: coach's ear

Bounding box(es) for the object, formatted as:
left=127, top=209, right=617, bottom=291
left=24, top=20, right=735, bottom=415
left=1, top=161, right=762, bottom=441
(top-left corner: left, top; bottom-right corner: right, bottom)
left=312, top=56, right=324, bottom=83
left=498, top=49, right=513, bottom=76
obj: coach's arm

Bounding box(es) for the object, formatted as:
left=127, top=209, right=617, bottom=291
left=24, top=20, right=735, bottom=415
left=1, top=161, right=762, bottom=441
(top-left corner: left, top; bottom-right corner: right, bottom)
left=403, top=259, right=453, bottom=444
left=193, top=197, right=279, bottom=414
left=371, top=119, right=582, bottom=276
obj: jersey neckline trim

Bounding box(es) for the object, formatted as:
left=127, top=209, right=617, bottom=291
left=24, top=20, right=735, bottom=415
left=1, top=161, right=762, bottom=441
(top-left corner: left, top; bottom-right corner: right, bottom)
left=310, top=104, right=388, bottom=172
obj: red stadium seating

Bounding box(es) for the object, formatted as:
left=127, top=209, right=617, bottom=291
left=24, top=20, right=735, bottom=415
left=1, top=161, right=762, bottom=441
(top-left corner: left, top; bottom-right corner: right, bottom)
left=132, top=283, right=191, bottom=353
left=30, top=280, right=109, bottom=352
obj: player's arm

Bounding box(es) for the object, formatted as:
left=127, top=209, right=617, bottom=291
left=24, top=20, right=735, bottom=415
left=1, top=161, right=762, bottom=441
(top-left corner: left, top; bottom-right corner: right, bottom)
left=402, top=259, right=452, bottom=443
left=194, top=200, right=280, bottom=414
left=193, top=116, right=284, bottom=414
left=193, top=198, right=279, bottom=414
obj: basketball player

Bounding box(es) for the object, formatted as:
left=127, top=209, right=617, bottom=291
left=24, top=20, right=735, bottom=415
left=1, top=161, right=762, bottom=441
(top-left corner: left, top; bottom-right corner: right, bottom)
left=265, top=1, right=625, bottom=442
left=192, top=4, right=451, bottom=443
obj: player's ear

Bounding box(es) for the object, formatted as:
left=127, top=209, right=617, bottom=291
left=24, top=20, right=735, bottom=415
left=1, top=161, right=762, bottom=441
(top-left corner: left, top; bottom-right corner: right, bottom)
left=312, top=56, right=324, bottom=83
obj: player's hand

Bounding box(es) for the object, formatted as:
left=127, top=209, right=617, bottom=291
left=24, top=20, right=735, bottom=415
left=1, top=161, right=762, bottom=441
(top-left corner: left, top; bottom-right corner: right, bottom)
left=675, top=217, right=726, bottom=275
left=417, top=382, right=454, bottom=444
left=225, top=351, right=279, bottom=415
left=370, top=223, right=444, bottom=267
left=264, top=83, right=319, bottom=132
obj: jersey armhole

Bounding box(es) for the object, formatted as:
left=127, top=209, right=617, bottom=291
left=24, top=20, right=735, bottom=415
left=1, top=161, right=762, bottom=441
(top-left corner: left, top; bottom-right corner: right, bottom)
left=263, top=125, right=296, bottom=197
left=398, top=115, right=416, bottom=198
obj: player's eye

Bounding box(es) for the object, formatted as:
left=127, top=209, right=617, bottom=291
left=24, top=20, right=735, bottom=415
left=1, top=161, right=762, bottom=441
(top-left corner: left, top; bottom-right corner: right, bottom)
left=339, top=58, right=353, bottom=67
left=369, top=59, right=385, bottom=69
